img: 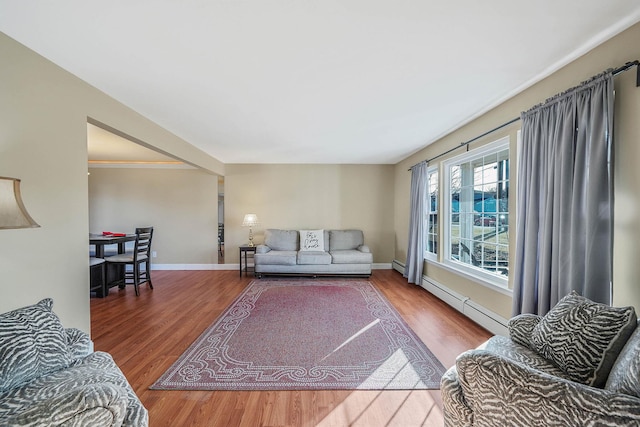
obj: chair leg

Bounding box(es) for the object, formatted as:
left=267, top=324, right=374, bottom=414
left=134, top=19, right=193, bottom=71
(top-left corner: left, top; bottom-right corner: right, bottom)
left=147, top=261, right=153, bottom=289
left=133, top=264, right=140, bottom=296
left=117, top=264, right=126, bottom=289
left=100, top=263, right=107, bottom=297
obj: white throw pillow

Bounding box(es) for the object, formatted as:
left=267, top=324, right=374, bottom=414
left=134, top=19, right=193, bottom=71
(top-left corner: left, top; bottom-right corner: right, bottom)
left=299, top=229, right=325, bottom=251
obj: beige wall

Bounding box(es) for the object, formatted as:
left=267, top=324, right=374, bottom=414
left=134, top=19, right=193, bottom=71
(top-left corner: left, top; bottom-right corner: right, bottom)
left=3, top=20, right=639, bottom=334
left=0, top=33, right=223, bottom=333
left=224, top=164, right=395, bottom=265
left=88, top=168, right=219, bottom=265
left=394, top=22, right=640, bottom=318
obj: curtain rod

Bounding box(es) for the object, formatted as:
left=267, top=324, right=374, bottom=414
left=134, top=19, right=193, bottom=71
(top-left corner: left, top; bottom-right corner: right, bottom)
left=612, top=60, right=640, bottom=85
left=408, top=117, right=520, bottom=171
left=408, top=59, right=640, bottom=171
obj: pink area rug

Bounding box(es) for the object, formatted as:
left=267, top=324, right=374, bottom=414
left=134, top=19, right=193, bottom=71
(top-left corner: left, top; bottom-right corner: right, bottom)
left=151, top=279, right=446, bottom=390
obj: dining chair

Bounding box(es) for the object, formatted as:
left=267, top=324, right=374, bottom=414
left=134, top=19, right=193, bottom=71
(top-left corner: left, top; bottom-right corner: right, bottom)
left=105, top=226, right=154, bottom=296
left=218, top=223, right=224, bottom=258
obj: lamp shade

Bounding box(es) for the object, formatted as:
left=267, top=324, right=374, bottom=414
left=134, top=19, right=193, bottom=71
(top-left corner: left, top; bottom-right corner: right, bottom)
left=0, top=177, right=40, bottom=229
left=242, top=213, right=258, bottom=227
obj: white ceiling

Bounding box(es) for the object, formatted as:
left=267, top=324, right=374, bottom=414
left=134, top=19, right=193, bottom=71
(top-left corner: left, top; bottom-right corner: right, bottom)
left=2, top=1, right=640, bottom=165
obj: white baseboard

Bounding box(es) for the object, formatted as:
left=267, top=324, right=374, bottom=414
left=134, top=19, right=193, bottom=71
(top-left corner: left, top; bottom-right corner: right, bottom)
left=151, top=263, right=234, bottom=270
left=392, top=260, right=508, bottom=336
left=373, top=263, right=392, bottom=270
left=392, top=259, right=406, bottom=272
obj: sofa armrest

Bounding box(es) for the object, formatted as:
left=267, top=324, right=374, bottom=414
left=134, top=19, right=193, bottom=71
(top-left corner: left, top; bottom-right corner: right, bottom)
left=255, top=244, right=271, bottom=254
left=66, top=328, right=93, bottom=359
left=357, top=245, right=370, bottom=253
left=5, top=383, right=128, bottom=427
left=455, top=349, right=640, bottom=425
left=507, top=313, right=541, bottom=348
left=441, top=365, right=473, bottom=427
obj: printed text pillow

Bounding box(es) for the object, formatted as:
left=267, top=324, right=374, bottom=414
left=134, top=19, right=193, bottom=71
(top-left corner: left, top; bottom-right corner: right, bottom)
left=299, top=230, right=325, bottom=252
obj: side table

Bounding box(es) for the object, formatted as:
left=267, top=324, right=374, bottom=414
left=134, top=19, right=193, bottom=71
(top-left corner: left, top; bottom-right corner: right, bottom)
left=239, top=245, right=257, bottom=277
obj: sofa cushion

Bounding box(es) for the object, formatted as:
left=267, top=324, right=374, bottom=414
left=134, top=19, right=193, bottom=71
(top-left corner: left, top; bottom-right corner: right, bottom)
left=65, top=328, right=94, bottom=360
left=330, top=249, right=373, bottom=264
left=264, top=229, right=298, bottom=251
left=329, top=230, right=364, bottom=251
left=482, top=335, right=571, bottom=380
left=254, top=251, right=297, bottom=266
left=0, top=298, right=72, bottom=392
left=297, top=251, right=332, bottom=265
left=508, top=313, right=542, bottom=348
left=299, top=229, right=325, bottom=252
left=5, top=382, right=128, bottom=426
left=530, top=291, right=637, bottom=387
left=605, top=323, right=640, bottom=398
left=0, top=351, right=148, bottom=426
left=255, top=245, right=271, bottom=254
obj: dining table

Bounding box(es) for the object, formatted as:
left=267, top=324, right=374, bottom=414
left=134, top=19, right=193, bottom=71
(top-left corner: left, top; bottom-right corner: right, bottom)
left=89, top=233, right=137, bottom=258
left=89, top=233, right=137, bottom=294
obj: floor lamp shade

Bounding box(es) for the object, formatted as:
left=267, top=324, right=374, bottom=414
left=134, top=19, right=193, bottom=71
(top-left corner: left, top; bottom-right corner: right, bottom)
left=0, top=177, right=40, bottom=229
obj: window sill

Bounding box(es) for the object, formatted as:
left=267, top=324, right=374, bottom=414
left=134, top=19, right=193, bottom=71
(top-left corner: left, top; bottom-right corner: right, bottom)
left=424, top=257, right=512, bottom=297
left=424, top=252, right=438, bottom=263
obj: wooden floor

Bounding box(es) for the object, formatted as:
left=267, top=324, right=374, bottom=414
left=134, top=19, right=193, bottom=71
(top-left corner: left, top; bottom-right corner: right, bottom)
left=90, top=269, right=491, bottom=427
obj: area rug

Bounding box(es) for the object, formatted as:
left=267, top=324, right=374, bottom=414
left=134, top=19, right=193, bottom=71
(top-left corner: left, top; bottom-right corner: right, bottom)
left=151, top=279, right=446, bottom=390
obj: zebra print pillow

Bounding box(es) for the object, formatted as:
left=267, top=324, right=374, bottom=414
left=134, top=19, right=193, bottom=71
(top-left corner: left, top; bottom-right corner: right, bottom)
left=0, top=299, right=72, bottom=392
left=605, top=323, right=640, bottom=398
left=530, top=291, right=637, bottom=388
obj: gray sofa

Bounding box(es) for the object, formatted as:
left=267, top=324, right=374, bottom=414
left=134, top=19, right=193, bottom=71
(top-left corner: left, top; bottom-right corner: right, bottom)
left=0, top=299, right=148, bottom=426
left=254, top=229, right=373, bottom=277
left=441, top=292, right=640, bottom=426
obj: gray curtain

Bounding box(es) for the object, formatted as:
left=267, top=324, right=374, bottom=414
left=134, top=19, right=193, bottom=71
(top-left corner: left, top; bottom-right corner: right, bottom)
left=512, top=71, right=614, bottom=316
left=404, top=161, right=428, bottom=284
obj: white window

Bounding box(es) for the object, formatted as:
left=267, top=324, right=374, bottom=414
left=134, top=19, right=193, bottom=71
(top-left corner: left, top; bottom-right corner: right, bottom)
left=443, top=137, right=510, bottom=288
left=424, top=167, right=438, bottom=261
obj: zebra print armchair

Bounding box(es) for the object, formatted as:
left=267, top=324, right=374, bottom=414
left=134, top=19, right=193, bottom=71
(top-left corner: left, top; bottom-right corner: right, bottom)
left=441, top=292, right=640, bottom=426
left=0, top=299, right=148, bottom=426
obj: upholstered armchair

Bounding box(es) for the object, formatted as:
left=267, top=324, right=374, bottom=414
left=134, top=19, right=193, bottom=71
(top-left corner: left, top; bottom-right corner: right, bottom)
left=441, top=292, right=640, bottom=426
left=0, top=299, right=148, bottom=426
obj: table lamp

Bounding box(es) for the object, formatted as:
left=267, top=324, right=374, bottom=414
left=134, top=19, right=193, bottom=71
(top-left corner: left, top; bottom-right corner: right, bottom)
left=242, top=213, right=258, bottom=247
left=0, top=177, right=40, bottom=229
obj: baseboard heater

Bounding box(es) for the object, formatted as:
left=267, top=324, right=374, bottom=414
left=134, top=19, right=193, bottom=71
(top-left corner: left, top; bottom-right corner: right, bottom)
left=392, top=260, right=508, bottom=336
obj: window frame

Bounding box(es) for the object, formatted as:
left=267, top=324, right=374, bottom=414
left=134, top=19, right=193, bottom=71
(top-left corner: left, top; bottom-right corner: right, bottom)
left=424, top=165, right=439, bottom=262
left=442, top=136, right=510, bottom=290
